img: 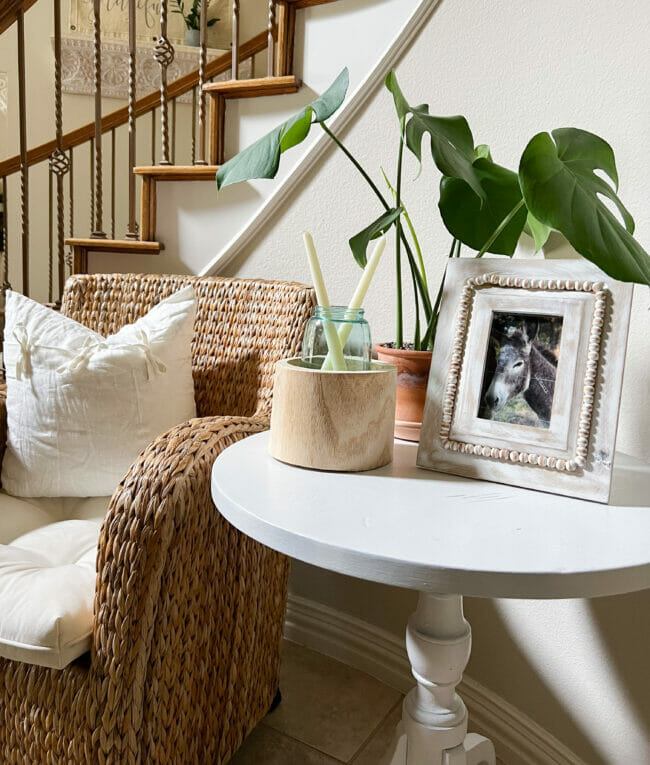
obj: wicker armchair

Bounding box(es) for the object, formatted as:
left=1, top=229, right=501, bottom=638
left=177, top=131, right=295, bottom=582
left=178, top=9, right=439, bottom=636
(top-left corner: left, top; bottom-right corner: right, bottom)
left=0, top=273, right=315, bottom=764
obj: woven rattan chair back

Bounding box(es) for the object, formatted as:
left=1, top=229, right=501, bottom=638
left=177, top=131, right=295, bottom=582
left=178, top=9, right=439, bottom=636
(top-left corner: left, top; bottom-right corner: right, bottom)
left=61, top=273, right=316, bottom=417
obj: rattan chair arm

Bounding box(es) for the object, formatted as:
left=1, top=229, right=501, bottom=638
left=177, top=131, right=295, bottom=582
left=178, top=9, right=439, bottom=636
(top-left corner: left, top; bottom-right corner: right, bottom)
left=89, top=414, right=273, bottom=759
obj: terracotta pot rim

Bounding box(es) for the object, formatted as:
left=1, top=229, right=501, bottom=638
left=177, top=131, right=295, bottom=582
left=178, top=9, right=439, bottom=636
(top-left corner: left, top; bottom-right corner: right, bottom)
left=374, top=343, right=433, bottom=360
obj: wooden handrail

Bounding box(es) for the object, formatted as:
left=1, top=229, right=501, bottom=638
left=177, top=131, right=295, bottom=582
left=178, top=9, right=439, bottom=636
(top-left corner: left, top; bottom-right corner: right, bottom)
left=0, top=0, right=39, bottom=36
left=0, top=30, right=268, bottom=177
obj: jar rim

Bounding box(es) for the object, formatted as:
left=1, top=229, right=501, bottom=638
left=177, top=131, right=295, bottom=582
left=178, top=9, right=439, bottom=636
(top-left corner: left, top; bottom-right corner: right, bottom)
left=314, top=305, right=366, bottom=320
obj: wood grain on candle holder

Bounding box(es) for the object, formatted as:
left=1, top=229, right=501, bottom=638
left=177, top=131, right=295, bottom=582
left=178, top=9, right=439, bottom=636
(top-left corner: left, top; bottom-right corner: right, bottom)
left=269, top=358, right=397, bottom=472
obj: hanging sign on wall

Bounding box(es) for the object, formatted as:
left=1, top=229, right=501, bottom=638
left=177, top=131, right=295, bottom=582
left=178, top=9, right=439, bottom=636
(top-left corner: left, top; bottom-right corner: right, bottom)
left=68, top=0, right=232, bottom=49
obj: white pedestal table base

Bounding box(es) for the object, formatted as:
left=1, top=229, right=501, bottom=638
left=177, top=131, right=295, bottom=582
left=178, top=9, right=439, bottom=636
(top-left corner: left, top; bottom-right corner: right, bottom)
left=381, top=593, right=496, bottom=765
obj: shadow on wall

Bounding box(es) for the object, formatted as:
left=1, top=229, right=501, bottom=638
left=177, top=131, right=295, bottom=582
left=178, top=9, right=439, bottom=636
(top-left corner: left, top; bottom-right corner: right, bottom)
left=587, top=591, right=650, bottom=740
left=465, top=591, right=650, bottom=765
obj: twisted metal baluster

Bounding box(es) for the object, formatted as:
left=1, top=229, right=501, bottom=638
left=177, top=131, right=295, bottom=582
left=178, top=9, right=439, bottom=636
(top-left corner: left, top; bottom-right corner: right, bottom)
left=151, top=110, right=156, bottom=164
left=125, top=0, right=138, bottom=238
left=89, top=136, right=95, bottom=232
left=154, top=0, right=175, bottom=165
left=195, top=0, right=207, bottom=164
left=110, top=128, right=116, bottom=239
left=232, top=0, right=240, bottom=79
left=267, top=0, right=276, bottom=77
left=48, top=167, right=53, bottom=302
left=67, top=147, right=73, bottom=269
left=1, top=175, right=9, bottom=289
left=171, top=98, right=177, bottom=165
left=17, top=9, right=29, bottom=295
left=191, top=86, right=197, bottom=165
left=91, top=0, right=106, bottom=237
left=50, top=0, right=70, bottom=296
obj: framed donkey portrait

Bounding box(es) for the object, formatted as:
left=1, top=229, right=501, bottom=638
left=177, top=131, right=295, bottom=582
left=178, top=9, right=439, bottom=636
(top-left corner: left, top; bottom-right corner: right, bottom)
left=417, top=259, right=634, bottom=502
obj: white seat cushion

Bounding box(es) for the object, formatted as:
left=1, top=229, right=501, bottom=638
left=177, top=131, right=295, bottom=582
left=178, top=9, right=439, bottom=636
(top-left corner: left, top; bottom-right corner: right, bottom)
left=2, top=286, right=197, bottom=497
left=0, top=492, right=110, bottom=668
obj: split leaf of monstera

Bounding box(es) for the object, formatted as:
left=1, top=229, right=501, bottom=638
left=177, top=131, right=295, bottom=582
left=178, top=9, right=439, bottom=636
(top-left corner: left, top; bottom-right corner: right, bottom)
left=384, top=71, right=484, bottom=201
left=216, top=68, right=350, bottom=191
left=519, top=128, right=650, bottom=285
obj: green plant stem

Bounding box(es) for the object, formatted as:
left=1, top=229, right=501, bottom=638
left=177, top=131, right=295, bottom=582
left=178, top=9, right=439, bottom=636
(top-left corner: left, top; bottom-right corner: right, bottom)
left=381, top=168, right=429, bottom=294
left=320, top=123, right=432, bottom=321
left=476, top=199, right=525, bottom=258
left=422, top=238, right=456, bottom=349
left=321, top=123, right=389, bottom=211
left=395, top=120, right=405, bottom=348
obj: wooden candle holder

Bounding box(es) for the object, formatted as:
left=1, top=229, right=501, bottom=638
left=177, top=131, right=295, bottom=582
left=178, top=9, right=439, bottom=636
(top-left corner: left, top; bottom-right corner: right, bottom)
left=269, top=358, right=397, bottom=472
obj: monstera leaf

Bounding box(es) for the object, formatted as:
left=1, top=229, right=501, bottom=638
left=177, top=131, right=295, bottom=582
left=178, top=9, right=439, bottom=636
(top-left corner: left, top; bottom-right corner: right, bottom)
left=216, top=68, right=349, bottom=191
left=519, top=128, right=650, bottom=285
left=349, top=207, right=403, bottom=268
left=438, top=158, right=527, bottom=256
left=385, top=71, right=483, bottom=200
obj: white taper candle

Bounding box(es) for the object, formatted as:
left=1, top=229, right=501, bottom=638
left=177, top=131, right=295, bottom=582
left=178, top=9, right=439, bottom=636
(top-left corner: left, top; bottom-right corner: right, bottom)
left=303, top=232, right=346, bottom=371
left=322, top=237, right=386, bottom=370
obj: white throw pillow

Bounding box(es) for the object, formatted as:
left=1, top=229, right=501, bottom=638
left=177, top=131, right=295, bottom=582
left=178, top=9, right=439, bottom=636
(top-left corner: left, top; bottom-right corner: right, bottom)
left=2, top=286, right=197, bottom=496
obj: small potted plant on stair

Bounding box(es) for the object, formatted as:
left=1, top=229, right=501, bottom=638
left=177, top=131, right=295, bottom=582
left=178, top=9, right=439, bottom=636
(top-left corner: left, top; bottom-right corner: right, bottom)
left=214, top=68, right=650, bottom=441
left=173, top=0, right=219, bottom=46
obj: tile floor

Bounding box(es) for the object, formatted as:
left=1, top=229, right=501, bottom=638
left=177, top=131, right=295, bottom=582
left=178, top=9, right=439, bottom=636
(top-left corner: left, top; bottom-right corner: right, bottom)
left=231, top=640, right=505, bottom=765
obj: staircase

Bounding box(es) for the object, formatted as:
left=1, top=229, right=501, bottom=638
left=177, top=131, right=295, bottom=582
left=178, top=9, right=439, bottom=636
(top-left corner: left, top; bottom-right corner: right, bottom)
left=0, top=0, right=340, bottom=304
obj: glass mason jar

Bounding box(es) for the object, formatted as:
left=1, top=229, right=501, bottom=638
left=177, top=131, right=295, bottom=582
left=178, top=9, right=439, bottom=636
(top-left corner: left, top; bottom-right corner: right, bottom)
left=301, top=306, right=372, bottom=371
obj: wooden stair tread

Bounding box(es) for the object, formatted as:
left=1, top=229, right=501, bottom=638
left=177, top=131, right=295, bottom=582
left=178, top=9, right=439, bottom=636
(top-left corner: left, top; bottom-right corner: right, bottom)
left=65, top=238, right=163, bottom=254
left=134, top=165, right=220, bottom=181
left=287, top=0, right=339, bottom=7
left=203, top=75, right=300, bottom=99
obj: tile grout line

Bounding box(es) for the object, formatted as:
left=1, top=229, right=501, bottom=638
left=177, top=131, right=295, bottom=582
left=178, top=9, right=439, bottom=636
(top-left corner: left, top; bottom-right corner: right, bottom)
left=258, top=721, right=348, bottom=764
left=348, top=696, right=404, bottom=764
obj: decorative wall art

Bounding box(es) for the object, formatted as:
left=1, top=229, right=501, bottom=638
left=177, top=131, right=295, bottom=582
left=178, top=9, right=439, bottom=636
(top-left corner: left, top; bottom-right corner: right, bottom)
left=68, top=0, right=232, bottom=49
left=417, top=259, right=634, bottom=502
left=58, top=35, right=246, bottom=102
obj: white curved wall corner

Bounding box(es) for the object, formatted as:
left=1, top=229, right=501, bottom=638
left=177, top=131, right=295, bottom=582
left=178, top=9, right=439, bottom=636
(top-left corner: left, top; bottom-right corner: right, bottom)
left=152, top=0, right=440, bottom=277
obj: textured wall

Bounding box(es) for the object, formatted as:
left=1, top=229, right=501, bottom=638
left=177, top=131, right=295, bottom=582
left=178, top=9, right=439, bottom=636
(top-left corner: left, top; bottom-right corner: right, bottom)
left=220, top=0, right=650, bottom=762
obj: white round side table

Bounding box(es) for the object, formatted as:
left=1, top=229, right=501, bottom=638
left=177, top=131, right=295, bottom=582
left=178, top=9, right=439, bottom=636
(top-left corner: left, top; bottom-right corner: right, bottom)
left=211, top=432, right=650, bottom=765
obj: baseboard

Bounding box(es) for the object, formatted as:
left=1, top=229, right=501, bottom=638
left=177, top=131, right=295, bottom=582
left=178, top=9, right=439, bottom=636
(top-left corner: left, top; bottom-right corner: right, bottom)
left=284, top=594, right=585, bottom=765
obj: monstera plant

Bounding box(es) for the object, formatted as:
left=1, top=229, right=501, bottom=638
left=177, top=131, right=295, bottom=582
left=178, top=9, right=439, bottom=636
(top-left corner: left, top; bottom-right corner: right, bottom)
left=216, top=67, right=650, bottom=352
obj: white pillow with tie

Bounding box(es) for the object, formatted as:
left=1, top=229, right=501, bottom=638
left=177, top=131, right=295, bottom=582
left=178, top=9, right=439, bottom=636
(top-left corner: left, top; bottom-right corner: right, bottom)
left=2, top=286, right=197, bottom=497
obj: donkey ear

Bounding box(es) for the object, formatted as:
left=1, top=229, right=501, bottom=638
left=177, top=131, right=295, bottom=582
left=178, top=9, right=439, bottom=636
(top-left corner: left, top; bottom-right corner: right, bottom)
left=524, top=317, right=539, bottom=343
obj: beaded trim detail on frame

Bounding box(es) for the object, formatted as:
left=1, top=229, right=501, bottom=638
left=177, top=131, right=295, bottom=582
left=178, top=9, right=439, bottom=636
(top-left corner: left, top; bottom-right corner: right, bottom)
left=439, top=273, right=608, bottom=473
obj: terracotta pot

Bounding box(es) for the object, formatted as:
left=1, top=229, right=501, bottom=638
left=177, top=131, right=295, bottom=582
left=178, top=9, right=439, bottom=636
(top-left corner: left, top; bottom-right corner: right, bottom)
left=374, top=344, right=432, bottom=442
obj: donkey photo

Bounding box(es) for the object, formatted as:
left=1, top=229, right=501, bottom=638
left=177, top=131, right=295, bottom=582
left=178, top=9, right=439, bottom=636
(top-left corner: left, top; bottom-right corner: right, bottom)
left=478, top=312, right=563, bottom=429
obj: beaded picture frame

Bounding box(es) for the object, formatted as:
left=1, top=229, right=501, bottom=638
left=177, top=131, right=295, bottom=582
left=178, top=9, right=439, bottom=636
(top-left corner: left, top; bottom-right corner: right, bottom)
left=417, top=259, right=634, bottom=502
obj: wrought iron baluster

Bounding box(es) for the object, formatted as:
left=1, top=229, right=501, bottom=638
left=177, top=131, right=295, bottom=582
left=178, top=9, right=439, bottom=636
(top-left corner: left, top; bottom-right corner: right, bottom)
left=67, top=147, right=74, bottom=270
left=110, top=128, right=116, bottom=239
left=89, top=136, right=95, bottom=232
left=125, top=0, right=138, bottom=238
left=151, top=110, right=156, bottom=164
left=267, top=1, right=276, bottom=77
left=48, top=167, right=53, bottom=302
left=17, top=9, right=29, bottom=295
left=154, top=0, right=175, bottom=165
left=232, top=0, right=240, bottom=79
left=50, top=0, right=70, bottom=297
left=171, top=98, right=177, bottom=165
left=91, top=0, right=106, bottom=237
left=1, top=175, right=9, bottom=288
left=195, top=0, right=207, bottom=164
left=191, top=86, right=197, bottom=165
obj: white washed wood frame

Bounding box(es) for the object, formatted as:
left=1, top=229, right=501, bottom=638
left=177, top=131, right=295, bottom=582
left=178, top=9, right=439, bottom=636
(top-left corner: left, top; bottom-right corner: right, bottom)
left=417, top=259, right=634, bottom=503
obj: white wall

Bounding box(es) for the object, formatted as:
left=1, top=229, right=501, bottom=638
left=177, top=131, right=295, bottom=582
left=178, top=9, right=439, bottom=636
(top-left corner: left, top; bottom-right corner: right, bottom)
left=215, top=1, right=650, bottom=763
